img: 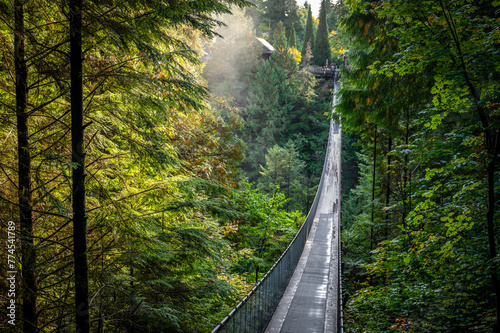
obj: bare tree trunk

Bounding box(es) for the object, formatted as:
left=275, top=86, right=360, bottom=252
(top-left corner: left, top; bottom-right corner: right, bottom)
left=15, top=1, right=37, bottom=331
left=487, top=153, right=500, bottom=331
left=370, top=125, right=377, bottom=251
left=70, top=0, right=90, bottom=331
left=402, top=113, right=410, bottom=239
left=287, top=158, right=291, bottom=212
left=384, top=136, right=391, bottom=239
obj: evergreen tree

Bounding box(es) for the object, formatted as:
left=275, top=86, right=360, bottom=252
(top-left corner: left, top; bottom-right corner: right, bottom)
left=258, top=141, right=307, bottom=212
left=262, top=0, right=299, bottom=42
left=289, top=24, right=297, bottom=48
left=241, top=23, right=298, bottom=179
left=69, top=0, right=90, bottom=331
left=313, top=0, right=331, bottom=66
left=273, top=21, right=289, bottom=51
left=0, top=0, right=253, bottom=331
left=327, top=0, right=348, bottom=31
left=301, top=5, right=314, bottom=59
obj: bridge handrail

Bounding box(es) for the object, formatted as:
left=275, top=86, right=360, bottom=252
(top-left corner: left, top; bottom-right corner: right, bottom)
left=211, top=122, right=334, bottom=333
left=335, top=76, right=344, bottom=333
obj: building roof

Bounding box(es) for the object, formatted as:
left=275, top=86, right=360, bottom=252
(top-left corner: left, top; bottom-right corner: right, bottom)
left=256, top=38, right=275, bottom=53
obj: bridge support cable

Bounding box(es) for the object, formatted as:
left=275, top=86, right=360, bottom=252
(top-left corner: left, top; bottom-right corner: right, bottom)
left=211, top=73, right=343, bottom=333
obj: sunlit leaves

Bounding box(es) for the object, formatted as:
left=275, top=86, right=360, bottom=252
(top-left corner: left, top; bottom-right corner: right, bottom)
left=0, top=0, right=256, bottom=331
left=226, top=182, right=303, bottom=280
left=258, top=141, right=307, bottom=212
left=289, top=46, right=302, bottom=65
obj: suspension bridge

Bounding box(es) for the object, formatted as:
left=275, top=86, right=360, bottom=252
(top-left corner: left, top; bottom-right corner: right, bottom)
left=211, top=74, right=343, bottom=333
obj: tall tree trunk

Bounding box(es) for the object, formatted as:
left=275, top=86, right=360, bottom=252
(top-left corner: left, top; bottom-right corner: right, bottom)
left=306, top=170, right=311, bottom=214
left=287, top=158, right=291, bottom=212
left=370, top=125, right=377, bottom=251
left=15, top=1, right=37, bottom=331
left=438, top=1, right=500, bottom=325
left=384, top=136, right=392, bottom=239
left=487, top=153, right=500, bottom=331
left=402, top=113, right=410, bottom=236
left=70, top=0, right=90, bottom=331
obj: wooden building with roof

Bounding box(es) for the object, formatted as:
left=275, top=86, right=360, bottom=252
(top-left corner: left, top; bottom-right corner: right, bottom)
left=256, top=38, right=275, bottom=60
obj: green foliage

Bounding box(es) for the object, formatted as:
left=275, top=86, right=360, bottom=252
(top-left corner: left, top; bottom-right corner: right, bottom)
left=289, top=24, right=297, bottom=48
left=240, top=25, right=299, bottom=179
left=301, top=5, right=315, bottom=59
left=258, top=141, right=307, bottom=212
left=327, top=0, right=349, bottom=31
left=313, top=0, right=331, bottom=66
left=262, top=0, right=300, bottom=43
left=273, top=21, right=290, bottom=52
left=0, top=0, right=257, bottom=331
left=327, top=0, right=350, bottom=64
left=344, top=123, right=495, bottom=331
left=240, top=16, right=332, bottom=188
left=338, top=0, right=500, bottom=331
left=225, top=182, right=303, bottom=277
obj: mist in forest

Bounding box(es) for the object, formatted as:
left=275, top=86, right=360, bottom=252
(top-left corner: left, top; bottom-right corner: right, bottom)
left=202, top=8, right=261, bottom=106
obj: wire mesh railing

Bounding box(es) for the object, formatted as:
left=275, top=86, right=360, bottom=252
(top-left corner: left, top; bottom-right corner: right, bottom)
left=337, top=129, right=344, bottom=333
left=334, top=73, right=344, bottom=333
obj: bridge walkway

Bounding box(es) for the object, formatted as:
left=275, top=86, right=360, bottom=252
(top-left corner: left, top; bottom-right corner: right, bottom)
left=264, top=122, right=342, bottom=333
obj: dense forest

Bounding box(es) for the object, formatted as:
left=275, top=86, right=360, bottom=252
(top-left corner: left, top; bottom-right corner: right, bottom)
left=338, top=0, right=500, bottom=332
left=0, top=0, right=498, bottom=332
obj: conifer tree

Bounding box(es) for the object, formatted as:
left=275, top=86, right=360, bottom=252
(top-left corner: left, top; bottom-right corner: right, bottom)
left=289, top=24, right=297, bottom=48
left=263, top=0, right=299, bottom=42
left=273, top=21, right=289, bottom=51
left=313, top=0, right=331, bottom=66
left=258, top=141, right=307, bottom=212
left=0, top=0, right=253, bottom=331
left=301, top=5, right=314, bottom=59
left=241, top=23, right=297, bottom=179
left=327, top=0, right=348, bottom=31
